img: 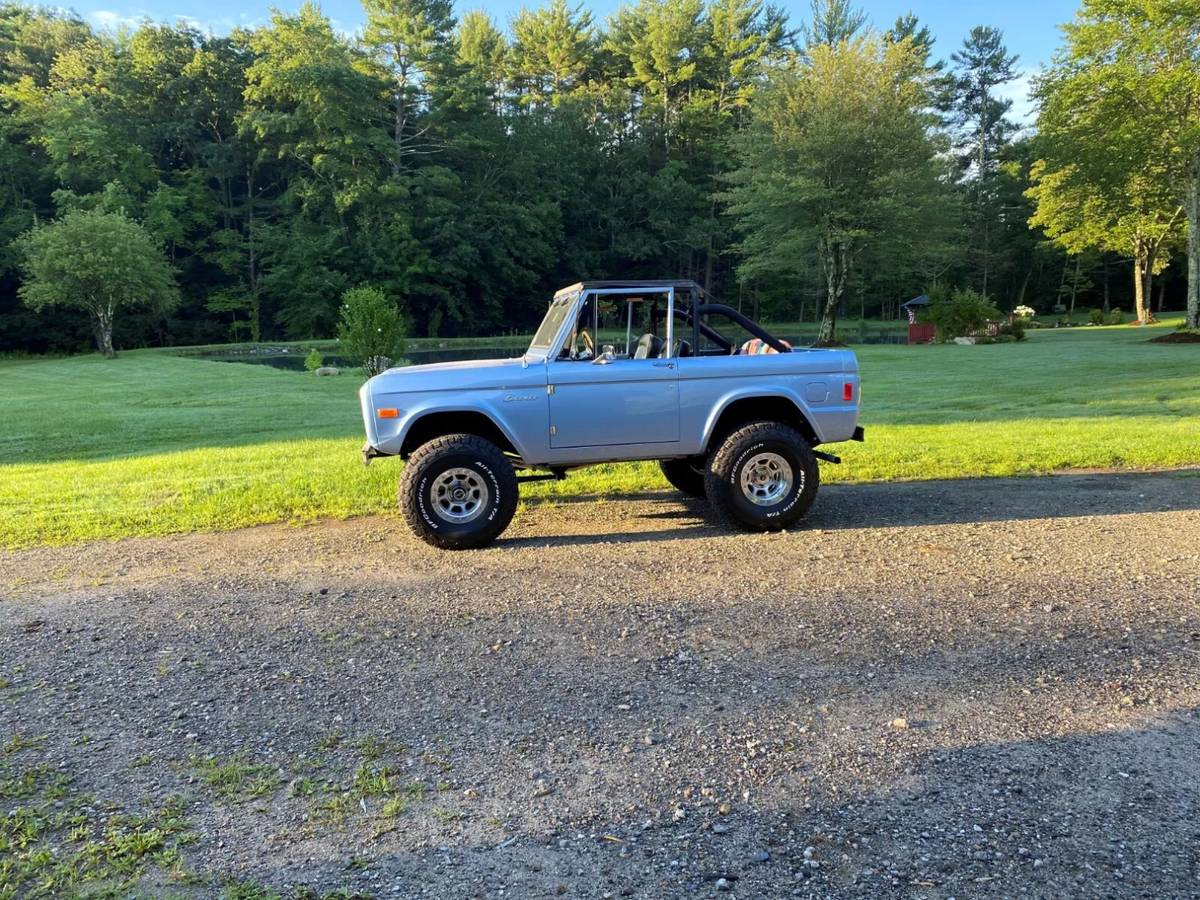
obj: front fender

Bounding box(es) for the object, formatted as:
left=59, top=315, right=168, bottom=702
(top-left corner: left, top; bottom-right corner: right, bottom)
left=371, top=395, right=541, bottom=461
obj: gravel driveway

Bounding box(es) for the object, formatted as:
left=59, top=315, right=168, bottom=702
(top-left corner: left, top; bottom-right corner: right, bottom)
left=2, top=470, right=1199, bottom=899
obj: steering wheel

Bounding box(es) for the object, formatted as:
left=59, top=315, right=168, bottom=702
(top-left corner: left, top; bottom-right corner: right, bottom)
left=580, top=329, right=595, bottom=356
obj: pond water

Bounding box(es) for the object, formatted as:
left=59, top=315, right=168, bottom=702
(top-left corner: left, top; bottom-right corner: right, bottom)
left=207, top=346, right=521, bottom=371
left=206, top=331, right=906, bottom=372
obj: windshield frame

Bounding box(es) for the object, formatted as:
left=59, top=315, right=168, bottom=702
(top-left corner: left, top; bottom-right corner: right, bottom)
left=528, top=290, right=581, bottom=355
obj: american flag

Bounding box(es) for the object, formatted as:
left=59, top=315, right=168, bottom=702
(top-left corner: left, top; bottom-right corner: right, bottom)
left=905, top=306, right=917, bottom=325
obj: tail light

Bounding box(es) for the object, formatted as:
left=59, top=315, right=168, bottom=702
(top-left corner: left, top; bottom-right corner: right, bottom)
left=843, top=382, right=854, bottom=402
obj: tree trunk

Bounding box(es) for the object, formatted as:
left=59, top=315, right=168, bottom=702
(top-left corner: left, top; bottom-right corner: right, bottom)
left=394, top=55, right=411, bottom=173
left=1186, top=165, right=1200, bottom=329
left=1069, top=255, right=1080, bottom=315
left=1133, top=242, right=1153, bottom=325
left=1015, top=266, right=1032, bottom=307
left=703, top=197, right=717, bottom=293
left=817, top=238, right=848, bottom=345
left=1133, top=256, right=1145, bottom=324
left=90, top=313, right=105, bottom=355
left=1102, top=254, right=1110, bottom=312
left=1056, top=256, right=1069, bottom=315
left=95, top=305, right=115, bottom=358
left=1143, top=247, right=1157, bottom=324
left=246, top=162, right=260, bottom=343
left=981, top=216, right=990, bottom=299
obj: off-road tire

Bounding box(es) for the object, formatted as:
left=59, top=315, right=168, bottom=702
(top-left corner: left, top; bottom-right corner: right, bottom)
left=704, top=421, right=819, bottom=531
left=659, top=457, right=707, bottom=498
left=399, top=434, right=518, bottom=550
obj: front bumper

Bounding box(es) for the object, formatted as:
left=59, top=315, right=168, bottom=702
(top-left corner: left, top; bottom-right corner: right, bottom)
left=362, top=442, right=386, bottom=466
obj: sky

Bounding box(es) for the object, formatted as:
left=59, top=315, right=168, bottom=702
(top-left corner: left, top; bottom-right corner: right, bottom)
left=79, top=0, right=1082, bottom=121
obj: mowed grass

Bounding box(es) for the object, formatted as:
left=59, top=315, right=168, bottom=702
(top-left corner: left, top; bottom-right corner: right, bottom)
left=1, top=319, right=1197, bottom=549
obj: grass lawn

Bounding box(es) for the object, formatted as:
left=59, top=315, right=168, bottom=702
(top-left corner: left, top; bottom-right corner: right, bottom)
left=2, top=318, right=1197, bottom=549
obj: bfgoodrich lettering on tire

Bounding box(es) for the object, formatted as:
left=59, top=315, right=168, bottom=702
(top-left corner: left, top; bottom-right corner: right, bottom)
left=399, top=434, right=518, bottom=549
left=704, top=421, right=819, bottom=531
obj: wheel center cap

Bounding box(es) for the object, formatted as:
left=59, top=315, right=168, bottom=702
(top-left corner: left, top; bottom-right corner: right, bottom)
left=452, top=488, right=466, bottom=501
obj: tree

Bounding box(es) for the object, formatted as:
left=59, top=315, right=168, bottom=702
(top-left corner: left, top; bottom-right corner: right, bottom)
left=801, top=0, right=865, bottom=49
left=456, top=11, right=508, bottom=100
left=361, top=0, right=455, bottom=170
left=607, top=0, right=705, bottom=151
left=1034, top=0, right=1200, bottom=328
left=946, top=26, right=1020, bottom=297
left=510, top=0, right=594, bottom=108
left=337, top=285, right=408, bottom=376
left=725, top=36, right=956, bottom=343
left=1028, top=156, right=1179, bottom=325
left=243, top=5, right=390, bottom=220
left=15, top=207, right=178, bottom=356
left=1028, top=0, right=1196, bottom=326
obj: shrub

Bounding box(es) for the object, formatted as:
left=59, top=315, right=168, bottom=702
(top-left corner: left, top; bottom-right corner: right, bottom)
left=337, top=286, right=407, bottom=378
left=926, top=288, right=1002, bottom=342
left=1088, top=308, right=1105, bottom=326
left=999, top=318, right=1026, bottom=341
left=304, top=349, right=324, bottom=372
left=1104, top=308, right=1124, bottom=326
left=1013, top=304, right=1036, bottom=320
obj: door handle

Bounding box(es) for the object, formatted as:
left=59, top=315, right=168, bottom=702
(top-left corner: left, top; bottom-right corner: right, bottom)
left=653, top=362, right=675, bottom=369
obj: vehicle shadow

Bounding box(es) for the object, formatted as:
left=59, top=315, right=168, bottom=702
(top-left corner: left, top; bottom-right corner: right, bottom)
left=508, top=469, right=1199, bottom=548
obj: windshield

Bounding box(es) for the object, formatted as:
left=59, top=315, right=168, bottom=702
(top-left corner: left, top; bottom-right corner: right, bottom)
left=529, top=292, right=578, bottom=351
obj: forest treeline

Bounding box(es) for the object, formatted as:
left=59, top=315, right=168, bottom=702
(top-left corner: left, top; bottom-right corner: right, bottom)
left=0, top=0, right=1196, bottom=352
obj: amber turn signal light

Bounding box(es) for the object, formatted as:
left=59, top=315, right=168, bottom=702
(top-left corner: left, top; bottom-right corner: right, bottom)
left=377, top=408, right=399, bottom=419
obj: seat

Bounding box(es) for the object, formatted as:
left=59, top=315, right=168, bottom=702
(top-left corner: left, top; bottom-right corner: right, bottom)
left=634, top=333, right=664, bottom=360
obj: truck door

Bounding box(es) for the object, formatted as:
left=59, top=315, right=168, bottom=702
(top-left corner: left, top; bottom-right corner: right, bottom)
left=547, top=358, right=679, bottom=448
left=546, top=290, right=680, bottom=449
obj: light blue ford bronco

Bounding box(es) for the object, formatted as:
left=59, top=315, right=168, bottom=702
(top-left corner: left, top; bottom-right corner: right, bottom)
left=360, top=280, right=864, bottom=548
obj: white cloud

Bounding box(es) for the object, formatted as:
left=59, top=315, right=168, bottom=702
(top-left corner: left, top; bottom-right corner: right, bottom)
left=86, top=8, right=258, bottom=34
left=88, top=8, right=146, bottom=30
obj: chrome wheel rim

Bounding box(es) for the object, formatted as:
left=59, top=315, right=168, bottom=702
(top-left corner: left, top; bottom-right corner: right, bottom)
left=739, top=452, right=793, bottom=506
left=430, top=467, right=489, bottom=523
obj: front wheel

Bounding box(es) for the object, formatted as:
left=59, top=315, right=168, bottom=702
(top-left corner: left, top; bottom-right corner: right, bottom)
left=704, top=422, right=819, bottom=531
left=399, top=434, right=518, bottom=549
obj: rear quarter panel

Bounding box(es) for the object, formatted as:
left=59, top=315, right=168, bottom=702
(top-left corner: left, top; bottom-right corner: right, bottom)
left=677, top=350, right=859, bottom=451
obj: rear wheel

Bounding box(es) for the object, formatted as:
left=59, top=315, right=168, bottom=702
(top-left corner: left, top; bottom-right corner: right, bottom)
left=704, top=421, right=819, bottom=531
left=399, top=434, right=518, bottom=549
left=658, top=457, right=707, bottom=498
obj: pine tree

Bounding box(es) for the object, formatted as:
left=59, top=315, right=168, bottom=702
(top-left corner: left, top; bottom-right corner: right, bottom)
left=947, top=26, right=1020, bottom=297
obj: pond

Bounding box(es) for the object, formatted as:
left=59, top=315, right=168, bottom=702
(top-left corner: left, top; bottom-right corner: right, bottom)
left=204, top=331, right=906, bottom=372
left=206, top=346, right=522, bottom=372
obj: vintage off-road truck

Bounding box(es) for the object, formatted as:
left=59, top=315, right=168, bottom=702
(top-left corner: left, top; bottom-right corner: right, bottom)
left=360, top=280, right=863, bottom=548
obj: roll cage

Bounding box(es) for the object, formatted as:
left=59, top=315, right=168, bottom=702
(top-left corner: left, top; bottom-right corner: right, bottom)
left=538, top=280, right=793, bottom=360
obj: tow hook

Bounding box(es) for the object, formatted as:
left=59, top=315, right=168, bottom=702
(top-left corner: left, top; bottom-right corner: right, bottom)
left=812, top=450, right=841, bottom=464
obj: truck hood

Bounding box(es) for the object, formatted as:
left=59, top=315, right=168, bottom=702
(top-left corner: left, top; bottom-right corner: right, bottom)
left=369, top=356, right=543, bottom=394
